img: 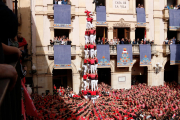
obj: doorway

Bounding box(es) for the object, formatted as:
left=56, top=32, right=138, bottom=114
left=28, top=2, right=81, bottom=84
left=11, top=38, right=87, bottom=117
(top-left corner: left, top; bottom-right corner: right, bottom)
left=136, top=0, right=145, bottom=8
left=53, top=69, right=72, bottom=89
left=135, top=28, right=145, bottom=41
left=164, top=61, right=178, bottom=83
left=95, top=0, right=106, bottom=7
left=167, top=0, right=177, bottom=7
left=167, top=30, right=177, bottom=40
left=54, top=29, right=70, bottom=38
left=131, top=61, right=147, bottom=85
left=113, top=28, right=130, bottom=40
left=98, top=68, right=111, bottom=86
left=96, top=27, right=107, bottom=41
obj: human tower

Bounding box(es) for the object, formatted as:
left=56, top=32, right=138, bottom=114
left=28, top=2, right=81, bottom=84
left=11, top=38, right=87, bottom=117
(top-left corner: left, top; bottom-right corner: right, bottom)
left=82, top=10, right=98, bottom=92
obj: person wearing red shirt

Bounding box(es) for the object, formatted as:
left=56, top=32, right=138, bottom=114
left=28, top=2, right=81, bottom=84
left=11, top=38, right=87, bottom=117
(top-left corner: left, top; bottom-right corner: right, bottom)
left=89, top=42, right=94, bottom=58
left=83, top=58, right=88, bottom=74
left=86, top=16, right=93, bottom=29
left=90, top=57, right=95, bottom=73
left=53, top=84, right=56, bottom=90
left=84, top=43, right=89, bottom=59
left=89, top=28, right=95, bottom=44
left=83, top=73, right=88, bottom=90
left=84, top=29, right=90, bottom=44
left=87, top=57, right=91, bottom=73
left=84, top=10, right=91, bottom=16
left=90, top=72, right=96, bottom=91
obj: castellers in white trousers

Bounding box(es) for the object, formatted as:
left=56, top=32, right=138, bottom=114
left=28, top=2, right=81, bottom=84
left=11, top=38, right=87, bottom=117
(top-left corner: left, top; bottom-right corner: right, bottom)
left=83, top=80, right=87, bottom=90
left=84, top=50, right=89, bottom=59
left=83, top=65, right=87, bottom=74
left=90, top=65, right=95, bottom=73
left=91, top=80, right=96, bottom=91
left=90, top=49, right=94, bottom=58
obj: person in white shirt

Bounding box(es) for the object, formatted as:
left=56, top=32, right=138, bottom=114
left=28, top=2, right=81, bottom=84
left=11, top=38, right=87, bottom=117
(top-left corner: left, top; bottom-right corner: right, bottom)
left=58, top=0, right=62, bottom=5
left=174, top=5, right=178, bottom=9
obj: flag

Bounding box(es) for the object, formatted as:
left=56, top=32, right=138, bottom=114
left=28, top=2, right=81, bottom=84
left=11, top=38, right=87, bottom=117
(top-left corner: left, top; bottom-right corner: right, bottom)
left=21, top=80, right=38, bottom=118
left=144, top=29, right=146, bottom=41
left=103, top=28, right=105, bottom=44
left=21, top=99, right=26, bottom=120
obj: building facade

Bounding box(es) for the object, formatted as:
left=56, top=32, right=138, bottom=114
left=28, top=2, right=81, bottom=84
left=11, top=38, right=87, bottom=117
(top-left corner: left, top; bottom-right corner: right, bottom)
left=30, top=0, right=180, bottom=95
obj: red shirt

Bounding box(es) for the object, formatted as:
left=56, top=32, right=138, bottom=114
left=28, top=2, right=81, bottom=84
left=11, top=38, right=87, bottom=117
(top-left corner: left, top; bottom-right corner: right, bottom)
left=85, top=31, right=89, bottom=36
left=91, top=74, right=96, bottom=79
left=87, top=17, right=91, bottom=22
left=89, top=30, right=94, bottom=35
left=84, top=59, right=87, bottom=64
left=90, top=59, right=95, bottom=64
left=84, top=45, right=88, bottom=49
left=95, top=75, right=98, bottom=80
left=89, top=44, right=94, bottom=49
left=18, top=38, right=27, bottom=47
left=94, top=45, right=97, bottom=50
left=88, top=74, right=91, bottom=79
left=94, top=30, right=96, bottom=34
left=83, top=75, right=87, bottom=80
left=95, top=58, right=98, bottom=64
left=90, top=17, right=93, bottom=23
left=53, top=86, right=56, bottom=90
left=91, top=91, right=96, bottom=95
left=88, top=59, right=91, bottom=64
left=85, top=10, right=91, bottom=16
left=83, top=90, right=87, bottom=95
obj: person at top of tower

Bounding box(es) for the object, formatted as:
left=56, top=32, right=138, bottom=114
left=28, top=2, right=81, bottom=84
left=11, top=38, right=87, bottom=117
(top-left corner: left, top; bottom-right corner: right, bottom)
left=84, top=10, right=91, bottom=16
left=86, top=16, right=93, bottom=29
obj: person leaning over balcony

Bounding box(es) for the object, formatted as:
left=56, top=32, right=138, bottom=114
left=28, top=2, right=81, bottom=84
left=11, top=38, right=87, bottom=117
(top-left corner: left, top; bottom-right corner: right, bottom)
left=163, top=38, right=169, bottom=45
left=62, top=0, right=67, bottom=5
left=127, top=39, right=132, bottom=44
left=58, top=0, right=62, bottom=5
left=146, top=39, right=151, bottom=44
left=170, top=5, right=174, bottom=9
left=67, top=38, right=72, bottom=45
left=105, top=38, right=109, bottom=45
left=50, top=39, right=54, bottom=45
left=54, top=0, right=58, bottom=4
left=97, top=37, right=102, bottom=44
left=164, top=5, right=169, bottom=9
left=0, top=1, right=22, bottom=90
left=137, top=4, right=141, bottom=8
left=140, top=4, right=144, bottom=8
left=120, top=38, right=125, bottom=44
left=174, top=5, right=178, bottom=9
left=137, top=38, right=141, bottom=44
left=132, top=39, right=137, bottom=44
left=172, top=37, right=176, bottom=44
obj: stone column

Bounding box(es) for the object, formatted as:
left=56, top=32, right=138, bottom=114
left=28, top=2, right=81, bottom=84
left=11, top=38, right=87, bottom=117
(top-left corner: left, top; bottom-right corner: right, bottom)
left=146, top=28, right=150, bottom=40
left=164, top=22, right=168, bottom=40
left=108, top=27, right=113, bottom=40
left=130, top=28, right=135, bottom=41
left=178, top=65, right=180, bottom=84
left=72, top=73, right=81, bottom=94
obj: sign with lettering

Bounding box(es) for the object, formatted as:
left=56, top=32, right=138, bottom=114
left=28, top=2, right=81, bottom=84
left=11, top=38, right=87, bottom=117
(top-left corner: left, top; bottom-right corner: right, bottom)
left=113, top=0, right=129, bottom=9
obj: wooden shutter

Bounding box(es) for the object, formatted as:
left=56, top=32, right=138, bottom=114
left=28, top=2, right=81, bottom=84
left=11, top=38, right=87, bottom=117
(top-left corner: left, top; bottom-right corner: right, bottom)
left=124, top=28, right=130, bottom=39
left=113, top=28, right=118, bottom=38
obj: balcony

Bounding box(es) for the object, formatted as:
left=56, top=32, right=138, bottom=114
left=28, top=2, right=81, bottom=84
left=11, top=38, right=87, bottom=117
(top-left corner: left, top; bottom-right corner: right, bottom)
left=0, top=62, right=21, bottom=120
left=48, top=45, right=76, bottom=57
left=47, top=4, right=75, bottom=17
left=163, top=8, right=169, bottom=21
left=109, top=45, right=157, bottom=55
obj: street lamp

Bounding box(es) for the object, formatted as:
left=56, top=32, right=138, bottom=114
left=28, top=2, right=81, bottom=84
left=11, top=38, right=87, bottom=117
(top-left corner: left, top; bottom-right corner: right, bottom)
left=153, top=62, right=162, bottom=74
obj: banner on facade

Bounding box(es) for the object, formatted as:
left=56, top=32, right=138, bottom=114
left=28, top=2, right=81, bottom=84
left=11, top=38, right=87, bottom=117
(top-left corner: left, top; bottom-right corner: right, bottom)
left=96, top=6, right=106, bottom=25
left=97, top=45, right=110, bottom=67
left=139, top=45, right=151, bottom=66
left=113, top=0, right=129, bottom=10
left=170, top=44, right=180, bottom=65
left=169, top=9, right=180, bottom=30
left=54, top=5, right=71, bottom=28
left=54, top=45, right=71, bottom=68
left=136, top=8, right=146, bottom=26
left=117, top=45, right=133, bottom=67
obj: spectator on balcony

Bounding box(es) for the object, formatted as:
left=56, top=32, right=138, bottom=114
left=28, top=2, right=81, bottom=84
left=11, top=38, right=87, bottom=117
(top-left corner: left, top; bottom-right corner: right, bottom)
left=164, top=38, right=169, bottom=45
left=117, top=38, right=120, bottom=44
left=120, top=38, right=125, bottom=44
left=9, top=36, right=19, bottom=48
left=109, top=39, right=114, bottom=45
left=97, top=37, right=102, bottom=44
left=55, top=0, right=58, bottom=4
left=137, top=38, right=141, bottom=44
left=127, top=39, right=131, bottom=44
left=67, top=0, right=71, bottom=5
left=67, top=38, right=72, bottom=45
left=140, top=4, right=144, bottom=8
left=170, top=5, right=174, bottom=9
left=58, top=0, right=62, bottom=5
left=151, top=40, right=154, bottom=44
left=140, top=40, right=144, bottom=44
left=174, top=5, right=178, bottom=9
left=164, top=5, right=169, bottom=9
left=62, top=0, right=67, bottom=5
left=178, top=4, right=180, bottom=9
left=105, top=38, right=109, bottom=45
left=137, top=4, right=141, bottom=8
left=172, top=37, right=176, bottom=44
left=50, top=39, right=54, bottom=45
left=146, top=39, right=151, bottom=44
left=132, top=39, right=137, bottom=44
left=0, top=1, right=22, bottom=89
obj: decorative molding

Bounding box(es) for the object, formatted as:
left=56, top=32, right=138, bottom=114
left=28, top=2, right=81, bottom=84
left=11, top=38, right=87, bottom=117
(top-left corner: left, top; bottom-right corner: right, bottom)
left=113, top=18, right=131, bottom=27
left=130, top=28, right=136, bottom=32
left=108, top=27, right=113, bottom=32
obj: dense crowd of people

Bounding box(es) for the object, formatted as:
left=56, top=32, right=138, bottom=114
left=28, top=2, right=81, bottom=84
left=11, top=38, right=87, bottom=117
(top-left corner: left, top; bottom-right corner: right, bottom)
left=54, top=0, right=71, bottom=5
left=165, top=4, right=180, bottom=9
left=27, top=82, right=180, bottom=120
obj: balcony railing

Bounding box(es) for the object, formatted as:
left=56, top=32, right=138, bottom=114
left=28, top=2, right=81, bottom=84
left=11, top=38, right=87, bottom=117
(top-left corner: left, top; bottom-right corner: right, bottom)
left=109, top=44, right=157, bottom=55
left=0, top=62, right=21, bottom=120
left=48, top=45, right=76, bottom=56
